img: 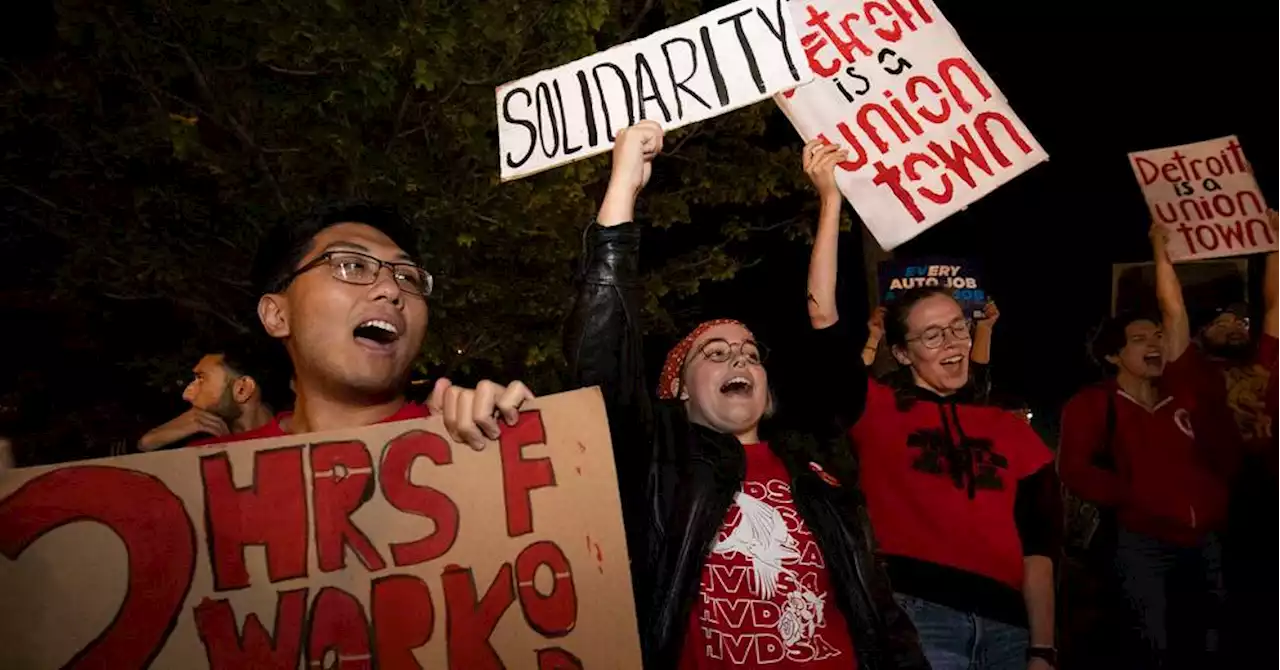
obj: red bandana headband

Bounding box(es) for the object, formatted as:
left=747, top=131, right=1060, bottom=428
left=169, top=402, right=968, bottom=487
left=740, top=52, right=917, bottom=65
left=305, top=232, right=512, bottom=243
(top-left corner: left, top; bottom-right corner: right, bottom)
left=657, top=319, right=752, bottom=400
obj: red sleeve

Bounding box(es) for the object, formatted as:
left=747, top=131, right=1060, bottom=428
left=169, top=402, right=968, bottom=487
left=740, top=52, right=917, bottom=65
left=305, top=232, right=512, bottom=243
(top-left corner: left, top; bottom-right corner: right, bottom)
left=1057, top=389, right=1128, bottom=507
left=1162, top=344, right=1215, bottom=402
left=848, top=376, right=892, bottom=454
left=1166, top=347, right=1243, bottom=479
left=1006, top=414, right=1053, bottom=479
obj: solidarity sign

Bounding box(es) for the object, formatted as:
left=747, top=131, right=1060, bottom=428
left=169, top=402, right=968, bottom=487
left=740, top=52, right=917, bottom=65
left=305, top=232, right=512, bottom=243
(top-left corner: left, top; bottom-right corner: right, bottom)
left=497, top=0, right=811, bottom=180
left=1128, top=135, right=1275, bottom=262
left=775, top=0, right=1047, bottom=250
left=0, top=388, right=642, bottom=669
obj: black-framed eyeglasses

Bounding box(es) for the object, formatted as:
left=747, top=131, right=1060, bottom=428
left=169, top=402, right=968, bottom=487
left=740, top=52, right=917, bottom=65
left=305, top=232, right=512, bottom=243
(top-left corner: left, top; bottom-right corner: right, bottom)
left=906, top=319, right=971, bottom=350
left=692, top=338, right=768, bottom=365
left=283, top=251, right=433, bottom=297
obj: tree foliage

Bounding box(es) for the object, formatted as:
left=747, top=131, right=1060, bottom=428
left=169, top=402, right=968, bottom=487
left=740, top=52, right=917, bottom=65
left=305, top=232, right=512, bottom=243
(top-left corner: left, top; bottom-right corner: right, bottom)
left=0, top=0, right=825, bottom=462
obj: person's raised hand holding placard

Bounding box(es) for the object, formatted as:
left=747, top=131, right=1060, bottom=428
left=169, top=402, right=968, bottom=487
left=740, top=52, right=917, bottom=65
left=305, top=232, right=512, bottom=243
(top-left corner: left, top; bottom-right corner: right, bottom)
left=598, top=120, right=664, bottom=227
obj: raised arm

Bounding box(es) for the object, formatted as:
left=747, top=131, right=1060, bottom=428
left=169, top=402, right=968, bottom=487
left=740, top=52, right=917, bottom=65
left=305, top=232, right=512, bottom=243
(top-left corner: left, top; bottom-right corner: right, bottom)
left=802, top=141, right=869, bottom=428
left=970, top=300, right=998, bottom=364
left=1150, top=223, right=1191, bottom=361
left=564, top=122, right=662, bottom=463
left=805, top=141, right=845, bottom=330
left=969, top=300, right=998, bottom=403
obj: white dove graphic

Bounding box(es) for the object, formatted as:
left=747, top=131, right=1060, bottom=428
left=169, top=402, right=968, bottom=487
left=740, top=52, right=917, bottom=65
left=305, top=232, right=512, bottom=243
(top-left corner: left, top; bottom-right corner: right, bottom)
left=712, top=490, right=800, bottom=599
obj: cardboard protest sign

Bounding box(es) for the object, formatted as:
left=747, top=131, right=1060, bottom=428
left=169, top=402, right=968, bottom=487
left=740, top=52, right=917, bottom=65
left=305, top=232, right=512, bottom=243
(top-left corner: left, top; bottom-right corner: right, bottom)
left=1111, top=258, right=1248, bottom=317
left=775, top=0, right=1047, bottom=250
left=1128, top=136, right=1275, bottom=262
left=878, top=257, right=985, bottom=319
left=497, top=0, right=811, bottom=181
left=0, top=388, right=641, bottom=670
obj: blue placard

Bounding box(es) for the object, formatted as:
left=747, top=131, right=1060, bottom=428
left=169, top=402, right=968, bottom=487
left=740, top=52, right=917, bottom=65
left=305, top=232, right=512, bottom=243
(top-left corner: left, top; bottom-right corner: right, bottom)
left=877, top=258, right=987, bottom=320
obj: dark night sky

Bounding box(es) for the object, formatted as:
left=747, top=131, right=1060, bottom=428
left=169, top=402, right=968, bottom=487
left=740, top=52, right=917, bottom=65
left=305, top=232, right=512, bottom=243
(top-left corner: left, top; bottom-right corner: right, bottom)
left=680, top=0, right=1279, bottom=428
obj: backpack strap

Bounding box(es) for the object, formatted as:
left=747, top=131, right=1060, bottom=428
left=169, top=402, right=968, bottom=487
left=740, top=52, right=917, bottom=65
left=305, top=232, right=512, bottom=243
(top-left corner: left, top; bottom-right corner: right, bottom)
left=1091, top=387, right=1118, bottom=471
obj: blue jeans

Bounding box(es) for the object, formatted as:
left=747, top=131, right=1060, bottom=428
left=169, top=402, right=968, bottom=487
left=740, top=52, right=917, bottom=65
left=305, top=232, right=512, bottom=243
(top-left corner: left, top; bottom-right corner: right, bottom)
left=893, top=593, right=1028, bottom=670
left=1114, top=529, right=1224, bottom=668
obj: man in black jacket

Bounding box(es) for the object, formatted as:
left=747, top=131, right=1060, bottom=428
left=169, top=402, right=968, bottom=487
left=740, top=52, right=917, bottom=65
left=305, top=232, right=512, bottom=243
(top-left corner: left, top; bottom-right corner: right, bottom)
left=563, top=120, right=928, bottom=670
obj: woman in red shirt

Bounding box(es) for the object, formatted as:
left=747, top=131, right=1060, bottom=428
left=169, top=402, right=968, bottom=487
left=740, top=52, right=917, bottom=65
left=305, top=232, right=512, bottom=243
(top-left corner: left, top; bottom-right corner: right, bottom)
left=803, top=141, right=1060, bottom=670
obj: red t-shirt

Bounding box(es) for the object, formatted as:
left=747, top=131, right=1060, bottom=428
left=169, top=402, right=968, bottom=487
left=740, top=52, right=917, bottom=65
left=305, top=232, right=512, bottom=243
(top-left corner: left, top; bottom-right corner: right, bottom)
left=679, top=443, right=857, bottom=669
left=1180, top=335, right=1278, bottom=472
left=850, top=379, right=1053, bottom=589
left=193, top=402, right=432, bottom=446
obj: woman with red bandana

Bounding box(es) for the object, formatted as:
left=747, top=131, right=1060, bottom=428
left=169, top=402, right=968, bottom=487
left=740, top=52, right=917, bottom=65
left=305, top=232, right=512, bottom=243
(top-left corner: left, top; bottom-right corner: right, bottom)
left=802, top=141, right=1060, bottom=670
left=565, top=121, right=928, bottom=670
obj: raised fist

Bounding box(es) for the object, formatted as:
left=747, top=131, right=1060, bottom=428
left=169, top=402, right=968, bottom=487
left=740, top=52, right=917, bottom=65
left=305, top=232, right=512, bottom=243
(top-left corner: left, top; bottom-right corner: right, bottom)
left=609, top=120, right=664, bottom=197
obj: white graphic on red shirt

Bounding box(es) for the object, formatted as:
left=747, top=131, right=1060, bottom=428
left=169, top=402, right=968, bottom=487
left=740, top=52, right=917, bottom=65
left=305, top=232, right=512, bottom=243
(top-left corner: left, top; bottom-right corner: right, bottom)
left=695, top=480, right=842, bottom=664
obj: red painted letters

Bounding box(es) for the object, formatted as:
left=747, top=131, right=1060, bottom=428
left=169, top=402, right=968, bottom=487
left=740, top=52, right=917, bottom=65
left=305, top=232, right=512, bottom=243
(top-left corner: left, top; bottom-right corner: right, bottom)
left=500, top=412, right=556, bottom=537
left=201, top=446, right=309, bottom=590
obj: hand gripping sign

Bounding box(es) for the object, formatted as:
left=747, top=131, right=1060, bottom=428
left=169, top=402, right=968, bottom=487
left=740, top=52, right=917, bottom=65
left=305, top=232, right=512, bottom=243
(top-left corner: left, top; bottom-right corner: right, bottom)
left=0, top=388, right=641, bottom=670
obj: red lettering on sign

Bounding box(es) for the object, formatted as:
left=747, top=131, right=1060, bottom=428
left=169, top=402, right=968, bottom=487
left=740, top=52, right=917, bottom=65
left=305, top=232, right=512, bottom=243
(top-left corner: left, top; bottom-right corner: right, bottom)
left=1176, top=219, right=1276, bottom=256
left=937, top=57, right=991, bottom=114
left=310, top=439, right=387, bottom=573
left=0, top=467, right=196, bottom=669
left=500, top=411, right=556, bottom=537
left=380, top=429, right=460, bottom=566
left=201, top=446, right=308, bottom=590
left=307, top=587, right=373, bottom=670
left=443, top=563, right=516, bottom=669
left=372, top=575, right=436, bottom=669
left=515, top=541, right=578, bottom=637
left=194, top=589, right=307, bottom=669
left=537, top=647, right=586, bottom=669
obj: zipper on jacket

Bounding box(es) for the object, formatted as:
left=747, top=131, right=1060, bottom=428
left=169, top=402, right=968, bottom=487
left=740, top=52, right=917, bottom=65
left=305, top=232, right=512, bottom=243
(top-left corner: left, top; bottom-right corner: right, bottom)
left=1190, top=505, right=1197, bottom=529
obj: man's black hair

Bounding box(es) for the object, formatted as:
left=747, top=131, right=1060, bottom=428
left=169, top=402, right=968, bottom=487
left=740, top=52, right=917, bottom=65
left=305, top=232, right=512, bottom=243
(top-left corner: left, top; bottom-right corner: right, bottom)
left=211, top=340, right=287, bottom=411
left=251, top=201, right=420, bottom=296
left=1088, top=310, right=1161, bottom=373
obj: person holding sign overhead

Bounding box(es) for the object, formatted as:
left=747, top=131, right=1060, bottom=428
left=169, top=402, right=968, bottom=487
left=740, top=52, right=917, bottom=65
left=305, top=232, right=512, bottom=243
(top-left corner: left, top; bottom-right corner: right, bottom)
left=1058, top=223, right=1248, bottom=669
left=565, top=120, right=928, bottom=670
left=803, top=140, right=1061, bottom=670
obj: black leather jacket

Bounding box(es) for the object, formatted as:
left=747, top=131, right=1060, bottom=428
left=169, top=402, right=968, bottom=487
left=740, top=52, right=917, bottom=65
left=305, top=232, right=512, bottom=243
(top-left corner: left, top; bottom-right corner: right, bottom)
left=564, top=222, right=929, bottom=669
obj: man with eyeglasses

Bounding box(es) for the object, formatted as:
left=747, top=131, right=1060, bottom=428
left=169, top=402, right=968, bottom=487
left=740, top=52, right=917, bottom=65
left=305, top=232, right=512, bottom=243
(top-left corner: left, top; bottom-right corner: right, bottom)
left=1149, top=215, right=1279, bottom=667
left=199, top=203, right=532, bottom=446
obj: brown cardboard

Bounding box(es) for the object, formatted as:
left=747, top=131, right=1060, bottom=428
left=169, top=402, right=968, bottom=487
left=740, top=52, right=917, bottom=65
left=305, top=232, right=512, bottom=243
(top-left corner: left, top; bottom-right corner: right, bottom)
left=0, top=387, right=641, bottom=669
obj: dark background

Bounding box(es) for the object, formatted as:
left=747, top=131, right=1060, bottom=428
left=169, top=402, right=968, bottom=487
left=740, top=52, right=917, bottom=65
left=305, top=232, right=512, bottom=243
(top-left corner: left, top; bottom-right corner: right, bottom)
left=660, top=0, right=1278, bottom=436
left=1, top=0, right=1276, bottom=459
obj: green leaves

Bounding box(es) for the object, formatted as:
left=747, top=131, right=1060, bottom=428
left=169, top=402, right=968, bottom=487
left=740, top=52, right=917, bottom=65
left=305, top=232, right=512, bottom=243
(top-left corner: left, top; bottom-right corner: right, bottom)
left=2, top=0, right=819, bottom=458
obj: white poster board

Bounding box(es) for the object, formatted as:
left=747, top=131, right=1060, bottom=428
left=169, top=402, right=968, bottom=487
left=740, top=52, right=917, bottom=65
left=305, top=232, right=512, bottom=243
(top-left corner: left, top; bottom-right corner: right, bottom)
left=1128, top=135, right=1275, bottom=262
left=497, top=0, right=812, bottom=181
left=775, top=0, right=1047, bottom=250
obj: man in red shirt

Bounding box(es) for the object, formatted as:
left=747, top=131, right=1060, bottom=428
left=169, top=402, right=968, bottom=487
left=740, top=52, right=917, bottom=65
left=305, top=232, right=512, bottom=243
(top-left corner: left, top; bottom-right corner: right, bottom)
left=204, top=202, right=532, bottom=444
left=138, top=348, right=275, bottom=451
left=1060, top=226, right=1247, bottom=668
left=1155, top=213, right=1279, bottom=667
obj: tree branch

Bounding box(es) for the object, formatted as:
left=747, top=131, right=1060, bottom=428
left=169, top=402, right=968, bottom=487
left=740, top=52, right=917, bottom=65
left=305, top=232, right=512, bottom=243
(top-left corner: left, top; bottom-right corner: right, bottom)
left=171, top=43, right=289, bottom=211
left=0, top=179, right=82, bottom=215
left=263, top=63, right=322, bottom=76
left=619, top=0, right=657, bottom=41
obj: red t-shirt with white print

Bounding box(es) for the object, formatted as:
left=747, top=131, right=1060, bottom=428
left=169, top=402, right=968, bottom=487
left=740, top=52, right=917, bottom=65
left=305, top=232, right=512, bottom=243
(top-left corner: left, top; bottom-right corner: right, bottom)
left=678, top=443, right=857, bottom=669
